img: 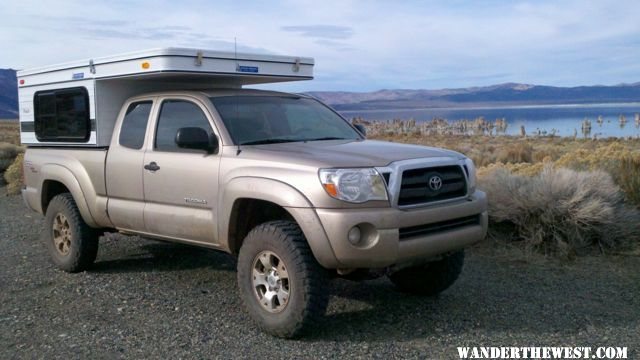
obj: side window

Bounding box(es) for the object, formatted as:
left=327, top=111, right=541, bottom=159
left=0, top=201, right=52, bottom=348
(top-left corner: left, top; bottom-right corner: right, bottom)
left=155, top=100, right=212, bottom=152
left=34, top=87, right=90, bottom=142
left=119, top=101, right=152, bottom=149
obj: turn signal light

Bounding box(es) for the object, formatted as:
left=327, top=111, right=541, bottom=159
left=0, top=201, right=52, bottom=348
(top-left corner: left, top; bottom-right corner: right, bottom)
left=322, top=183, right=338, bottom=197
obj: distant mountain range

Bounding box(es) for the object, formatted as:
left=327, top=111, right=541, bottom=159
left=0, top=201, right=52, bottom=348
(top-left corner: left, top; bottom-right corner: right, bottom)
left=0, top=69, right=17, bottom=118
left=0, top=67, right=639, bottom=118
left=307, top=82, right=640, bottom=110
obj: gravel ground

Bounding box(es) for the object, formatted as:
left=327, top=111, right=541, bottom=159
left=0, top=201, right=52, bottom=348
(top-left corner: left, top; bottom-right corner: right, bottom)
left=1, top=189, right=639, bottom=359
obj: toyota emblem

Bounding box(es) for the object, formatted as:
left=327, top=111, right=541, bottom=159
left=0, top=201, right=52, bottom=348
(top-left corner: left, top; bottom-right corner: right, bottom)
left=428, top=175, right=443, bottom=191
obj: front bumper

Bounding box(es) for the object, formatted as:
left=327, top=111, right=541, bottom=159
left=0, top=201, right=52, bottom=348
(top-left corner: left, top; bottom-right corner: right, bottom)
left=314, top=190, right=488, bottom=268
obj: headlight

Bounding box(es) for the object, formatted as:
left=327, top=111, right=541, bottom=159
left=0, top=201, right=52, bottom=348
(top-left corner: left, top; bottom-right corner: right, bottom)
left=319, top=168, right=388, bottom=203
left=463, top=158, right=477, bottom=191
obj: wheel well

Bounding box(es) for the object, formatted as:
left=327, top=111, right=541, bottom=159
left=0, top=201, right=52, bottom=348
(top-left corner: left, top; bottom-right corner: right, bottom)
left=41, top=180, right=70, bottom=214
left=228, top=198, right=295, bottom=255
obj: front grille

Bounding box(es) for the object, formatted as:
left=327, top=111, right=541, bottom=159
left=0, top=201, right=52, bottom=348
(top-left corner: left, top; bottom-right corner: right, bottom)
left=398, top=165, right=467, bottom=206
left=399, top=215, right=480, bottom=240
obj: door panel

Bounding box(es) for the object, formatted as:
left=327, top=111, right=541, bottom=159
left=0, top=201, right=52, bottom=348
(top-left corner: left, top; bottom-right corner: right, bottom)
left=143, top=99, right=220, bottom=244
left=106, top=100, right=153, bottom=231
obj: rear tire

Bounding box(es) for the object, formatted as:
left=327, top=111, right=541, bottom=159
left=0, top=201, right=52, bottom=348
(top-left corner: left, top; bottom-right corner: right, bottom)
left=44, top=193, right=99, bottom=272
left=237, top=220, right=329, bottom=338
left=388, top=250, right=465, bottom=296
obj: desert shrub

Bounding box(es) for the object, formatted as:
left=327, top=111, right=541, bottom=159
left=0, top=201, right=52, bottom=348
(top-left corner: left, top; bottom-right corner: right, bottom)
left=496, top=142, right=533, bottom=164
left=4, top=153, right=24, bottom=195
left=478, top=165, right=640, bottom=256
left=532, top=148, right=557, bottom=163
left=0, top=121, right=20, bottom=145
left=554, top=142, right=635, bottom=173
left=617, top=156, right=640, bottom=206
left=0, top=142, right=24, bottom=172
left=477, top=162, right=544, bottom=178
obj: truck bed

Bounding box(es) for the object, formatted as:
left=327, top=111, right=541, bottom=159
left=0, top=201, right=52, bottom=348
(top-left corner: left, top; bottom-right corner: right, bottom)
left=22, top=147, right=111, bottom=228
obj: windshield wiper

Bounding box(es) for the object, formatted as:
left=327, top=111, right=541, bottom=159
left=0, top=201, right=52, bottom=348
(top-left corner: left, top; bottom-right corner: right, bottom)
left=304, top=137, right=351, bottom=141
left=240, top=138, right=303, bottom=145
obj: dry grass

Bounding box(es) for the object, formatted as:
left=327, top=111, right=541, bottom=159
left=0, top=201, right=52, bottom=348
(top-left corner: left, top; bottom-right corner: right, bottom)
left=617, top=156, right=640, bottom=206
left=0, top=122, right=24, bottom=193
left=495, top=142, right=533, bottom=164
left=4, top=153, right=24, bottom=195
left=479, top=165, right=640, bottom=256
left=0, top=142, right=24, bottom=172
left=0, top=120, right=20, bottom=145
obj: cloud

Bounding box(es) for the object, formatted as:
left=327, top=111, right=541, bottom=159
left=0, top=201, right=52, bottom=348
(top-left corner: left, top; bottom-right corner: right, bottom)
left=281, top=25, right=354, bottom=39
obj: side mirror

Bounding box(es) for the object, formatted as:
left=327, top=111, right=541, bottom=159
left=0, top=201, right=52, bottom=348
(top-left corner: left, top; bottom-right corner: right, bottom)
left=354, top=124, right=367, bottom=137
left=175, top=127, right=219, bottom=153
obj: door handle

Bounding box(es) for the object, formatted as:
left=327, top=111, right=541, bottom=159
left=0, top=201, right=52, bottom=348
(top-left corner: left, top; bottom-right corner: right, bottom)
left=144, top=162, right=160, bottom=172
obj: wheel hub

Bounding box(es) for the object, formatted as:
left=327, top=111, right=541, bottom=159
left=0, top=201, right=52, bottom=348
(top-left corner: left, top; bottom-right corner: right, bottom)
left=267, top=271, right=280, bottom=288
left=52, top=213, right=72, bottom=256
left=252, top=251, right=290, bottom=313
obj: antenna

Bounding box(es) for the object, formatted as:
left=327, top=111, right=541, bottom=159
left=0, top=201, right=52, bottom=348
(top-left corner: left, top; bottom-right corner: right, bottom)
left=234, top=37, right=239, bottom=71
left=235, top=36, right=242, bottom=155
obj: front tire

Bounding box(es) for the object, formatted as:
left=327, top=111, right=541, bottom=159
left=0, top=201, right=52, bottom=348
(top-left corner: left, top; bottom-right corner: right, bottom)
left=237, top=221, right=329, bottom=338
left=44, top=193, right=99, bottom=272
left=388, top=250, right=465, bottom=296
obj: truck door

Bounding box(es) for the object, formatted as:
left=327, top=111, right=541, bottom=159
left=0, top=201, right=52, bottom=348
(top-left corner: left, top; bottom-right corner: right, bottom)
left=142, top=97, right=220, bottom=245
left=106, top=99, right=154, bottom=232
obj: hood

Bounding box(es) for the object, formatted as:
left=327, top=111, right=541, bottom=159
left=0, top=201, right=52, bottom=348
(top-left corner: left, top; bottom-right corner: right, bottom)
left=233, top=139, right=464, bottom=168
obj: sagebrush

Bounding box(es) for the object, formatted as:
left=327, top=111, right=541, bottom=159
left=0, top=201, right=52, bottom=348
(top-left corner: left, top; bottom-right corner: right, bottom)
left=478, top=165, right=640, bottom=256
left=4, top=153, right=24, bottom=195
left=0, top=142, right=23, bottom=172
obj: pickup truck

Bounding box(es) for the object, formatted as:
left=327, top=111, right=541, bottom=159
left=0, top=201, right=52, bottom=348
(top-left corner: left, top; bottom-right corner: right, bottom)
left=22, top=89, right=487, bottom=337
left=19, top=49, right=487, bottom=338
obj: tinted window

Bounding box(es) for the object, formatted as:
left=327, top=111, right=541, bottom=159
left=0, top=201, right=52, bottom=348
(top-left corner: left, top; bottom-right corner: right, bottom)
left=119, top=101, right=152, bottom=149
left=155, top=100, right=212, bottom=152
left=210, top=96, right=360, bottom=145
left=34, top=87, right=90, bottom=142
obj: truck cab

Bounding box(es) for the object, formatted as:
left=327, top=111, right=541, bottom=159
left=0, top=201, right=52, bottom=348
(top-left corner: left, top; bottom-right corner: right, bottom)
left=18, top=48, right=487, bottom=338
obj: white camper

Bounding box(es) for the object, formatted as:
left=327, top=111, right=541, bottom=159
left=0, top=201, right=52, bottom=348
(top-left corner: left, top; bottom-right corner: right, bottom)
left=16, top=47, right=313, bottom=146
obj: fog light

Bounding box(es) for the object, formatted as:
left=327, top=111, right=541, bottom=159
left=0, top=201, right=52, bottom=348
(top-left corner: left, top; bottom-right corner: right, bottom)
left=347, top=226, right=362, bottom=245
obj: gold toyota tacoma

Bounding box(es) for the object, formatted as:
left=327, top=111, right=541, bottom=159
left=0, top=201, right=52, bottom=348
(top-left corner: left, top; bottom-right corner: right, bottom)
left=22, top=89, right=487, bottom=338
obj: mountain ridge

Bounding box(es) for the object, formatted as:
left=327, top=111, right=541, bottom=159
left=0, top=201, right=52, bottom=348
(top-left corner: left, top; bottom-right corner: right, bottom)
left=0, top=69, right=18, bottom=118
left=307, top=82, right=640, bottom=110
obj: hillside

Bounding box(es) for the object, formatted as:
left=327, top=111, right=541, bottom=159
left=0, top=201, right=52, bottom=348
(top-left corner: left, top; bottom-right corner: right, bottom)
left=0, top=69, right=17, bottom=118
left=307, top=82, right=640, bottom=110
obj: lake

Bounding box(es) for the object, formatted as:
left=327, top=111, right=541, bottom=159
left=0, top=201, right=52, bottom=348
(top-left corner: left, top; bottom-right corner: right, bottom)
left=339, top=103, right=640, bottom=138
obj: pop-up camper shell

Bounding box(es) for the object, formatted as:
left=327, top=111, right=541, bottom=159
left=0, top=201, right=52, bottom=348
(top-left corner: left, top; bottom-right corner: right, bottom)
left=17, top=48, right=314, bottom=147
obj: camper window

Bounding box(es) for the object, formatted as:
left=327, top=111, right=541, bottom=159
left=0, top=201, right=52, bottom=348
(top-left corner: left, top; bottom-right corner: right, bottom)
left=34, top=87, right=90, bottom=142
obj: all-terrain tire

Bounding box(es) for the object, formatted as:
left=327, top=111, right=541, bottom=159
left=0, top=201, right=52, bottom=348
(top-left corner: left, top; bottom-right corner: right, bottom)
left=44, top=193, right=99, bottom=272
left=237, top=220, right=329, bottom=338
left=388, top=250, right=465, bottom=296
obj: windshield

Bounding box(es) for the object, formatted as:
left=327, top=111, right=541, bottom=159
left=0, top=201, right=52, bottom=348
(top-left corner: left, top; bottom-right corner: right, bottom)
left=210, top=96, right=361, bottom=145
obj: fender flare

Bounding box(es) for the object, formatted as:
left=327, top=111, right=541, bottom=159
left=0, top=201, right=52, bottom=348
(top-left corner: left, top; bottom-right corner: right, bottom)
left=220, top=177, right=339, bottom=268
left=39, top=164, right=99, bottom=228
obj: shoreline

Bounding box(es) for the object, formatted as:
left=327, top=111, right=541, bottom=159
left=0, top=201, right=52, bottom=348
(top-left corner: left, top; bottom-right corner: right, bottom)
left=339, top=102, right=640, bottom=113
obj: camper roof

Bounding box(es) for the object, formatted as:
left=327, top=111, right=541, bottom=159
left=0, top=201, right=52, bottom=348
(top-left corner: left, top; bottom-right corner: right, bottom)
left=17, top=47, right=314, bottom=86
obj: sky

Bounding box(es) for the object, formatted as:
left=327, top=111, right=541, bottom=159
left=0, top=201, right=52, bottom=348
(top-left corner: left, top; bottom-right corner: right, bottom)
left=1, top=0, right=639, bottom=92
